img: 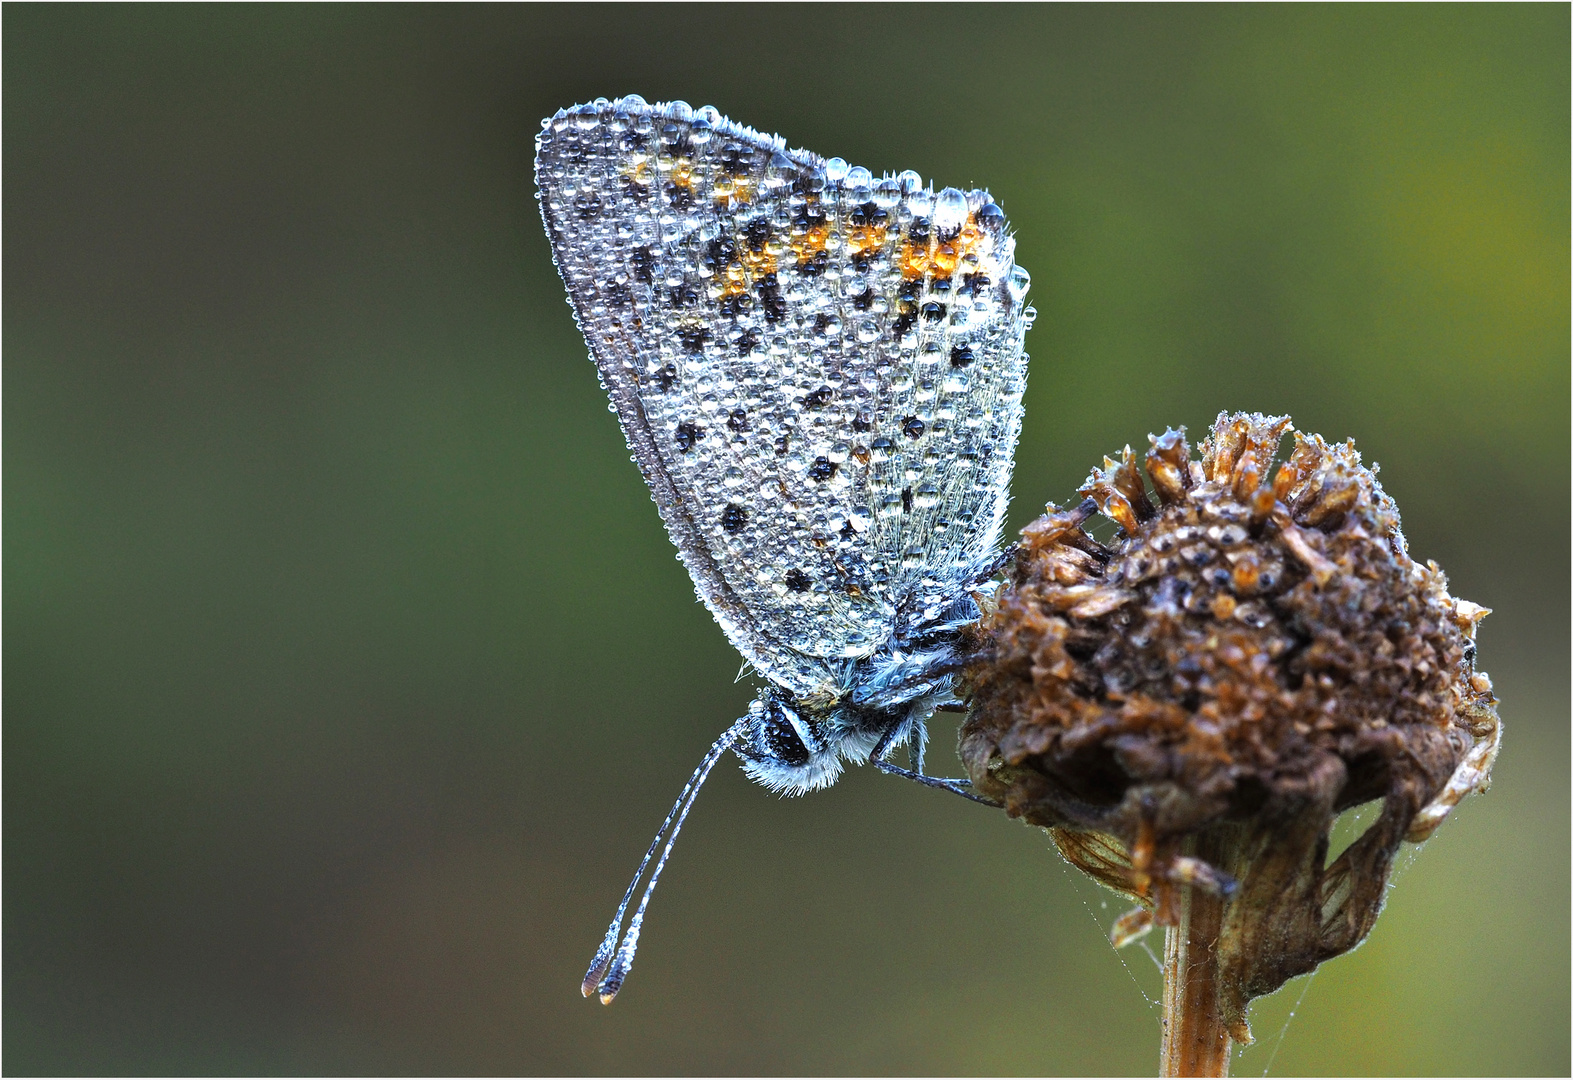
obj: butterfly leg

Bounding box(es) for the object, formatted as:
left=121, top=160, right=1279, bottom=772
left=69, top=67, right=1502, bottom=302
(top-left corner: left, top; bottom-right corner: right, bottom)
left=870, top=722, right=1000, bottom=807
left=973, top=542, right=1020, bottom=585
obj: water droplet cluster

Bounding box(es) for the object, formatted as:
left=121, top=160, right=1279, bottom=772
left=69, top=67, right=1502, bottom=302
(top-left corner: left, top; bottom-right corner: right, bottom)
left=538, top=97, right=1032, bottom=694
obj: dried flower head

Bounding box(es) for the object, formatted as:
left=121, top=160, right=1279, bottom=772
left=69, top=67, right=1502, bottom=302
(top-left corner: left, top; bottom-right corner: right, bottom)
left=960, top=412, right=1500, bottom=1050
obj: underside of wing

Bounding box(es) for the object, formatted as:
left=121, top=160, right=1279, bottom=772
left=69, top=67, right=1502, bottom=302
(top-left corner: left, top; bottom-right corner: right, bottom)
left=537, top=97, right=1032, bottom=696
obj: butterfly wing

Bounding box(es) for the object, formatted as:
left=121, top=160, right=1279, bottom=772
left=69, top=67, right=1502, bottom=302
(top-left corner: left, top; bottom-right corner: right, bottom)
left=537, top=97, right=1031, bottom=698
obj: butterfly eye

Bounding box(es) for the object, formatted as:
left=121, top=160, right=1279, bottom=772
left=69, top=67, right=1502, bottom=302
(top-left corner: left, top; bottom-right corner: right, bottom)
left=763, top=711, right=810, bottom=767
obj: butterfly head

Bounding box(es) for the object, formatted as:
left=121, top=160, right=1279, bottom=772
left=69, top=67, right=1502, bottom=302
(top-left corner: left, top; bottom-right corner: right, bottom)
left=736, top=688, right=898, bottom=796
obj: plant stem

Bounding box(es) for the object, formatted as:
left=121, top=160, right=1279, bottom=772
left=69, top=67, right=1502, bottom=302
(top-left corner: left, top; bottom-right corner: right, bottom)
left=1160, top=836, right=1231, bottom=1078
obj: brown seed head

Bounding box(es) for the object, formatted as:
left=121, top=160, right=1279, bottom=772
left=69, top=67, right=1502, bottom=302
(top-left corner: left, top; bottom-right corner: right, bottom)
left=959, top=412, right=1500, bottom=1041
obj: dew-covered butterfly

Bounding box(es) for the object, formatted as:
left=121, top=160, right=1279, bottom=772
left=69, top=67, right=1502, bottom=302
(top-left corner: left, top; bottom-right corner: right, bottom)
left=536, top=96, right=1033, bottom=1002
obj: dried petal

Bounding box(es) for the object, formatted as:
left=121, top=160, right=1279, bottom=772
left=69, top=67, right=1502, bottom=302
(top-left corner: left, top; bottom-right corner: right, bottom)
left=961, top=411, right=1499, bottom=1038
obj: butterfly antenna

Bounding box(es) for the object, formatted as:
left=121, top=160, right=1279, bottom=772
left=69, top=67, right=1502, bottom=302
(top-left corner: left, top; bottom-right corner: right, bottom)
left=582, top=718, right=746, bottom=1003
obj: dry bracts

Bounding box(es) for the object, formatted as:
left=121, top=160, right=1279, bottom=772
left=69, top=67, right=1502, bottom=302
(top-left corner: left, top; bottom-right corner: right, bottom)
left=960, top=412, right=1500, bottom=1052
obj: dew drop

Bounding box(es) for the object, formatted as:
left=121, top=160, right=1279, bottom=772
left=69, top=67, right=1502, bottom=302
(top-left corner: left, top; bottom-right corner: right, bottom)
left=1007, top=264, right=1031, bottom=304
left=934, top=187, right=968, bottom=234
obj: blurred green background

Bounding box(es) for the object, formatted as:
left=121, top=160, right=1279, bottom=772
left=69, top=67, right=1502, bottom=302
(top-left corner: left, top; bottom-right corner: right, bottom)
left=6, top=5, right=1567, bottom=1075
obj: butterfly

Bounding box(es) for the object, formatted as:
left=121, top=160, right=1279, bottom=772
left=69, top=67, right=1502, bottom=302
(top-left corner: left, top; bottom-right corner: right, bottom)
left=536, top=96, right=1032, bottom=1003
